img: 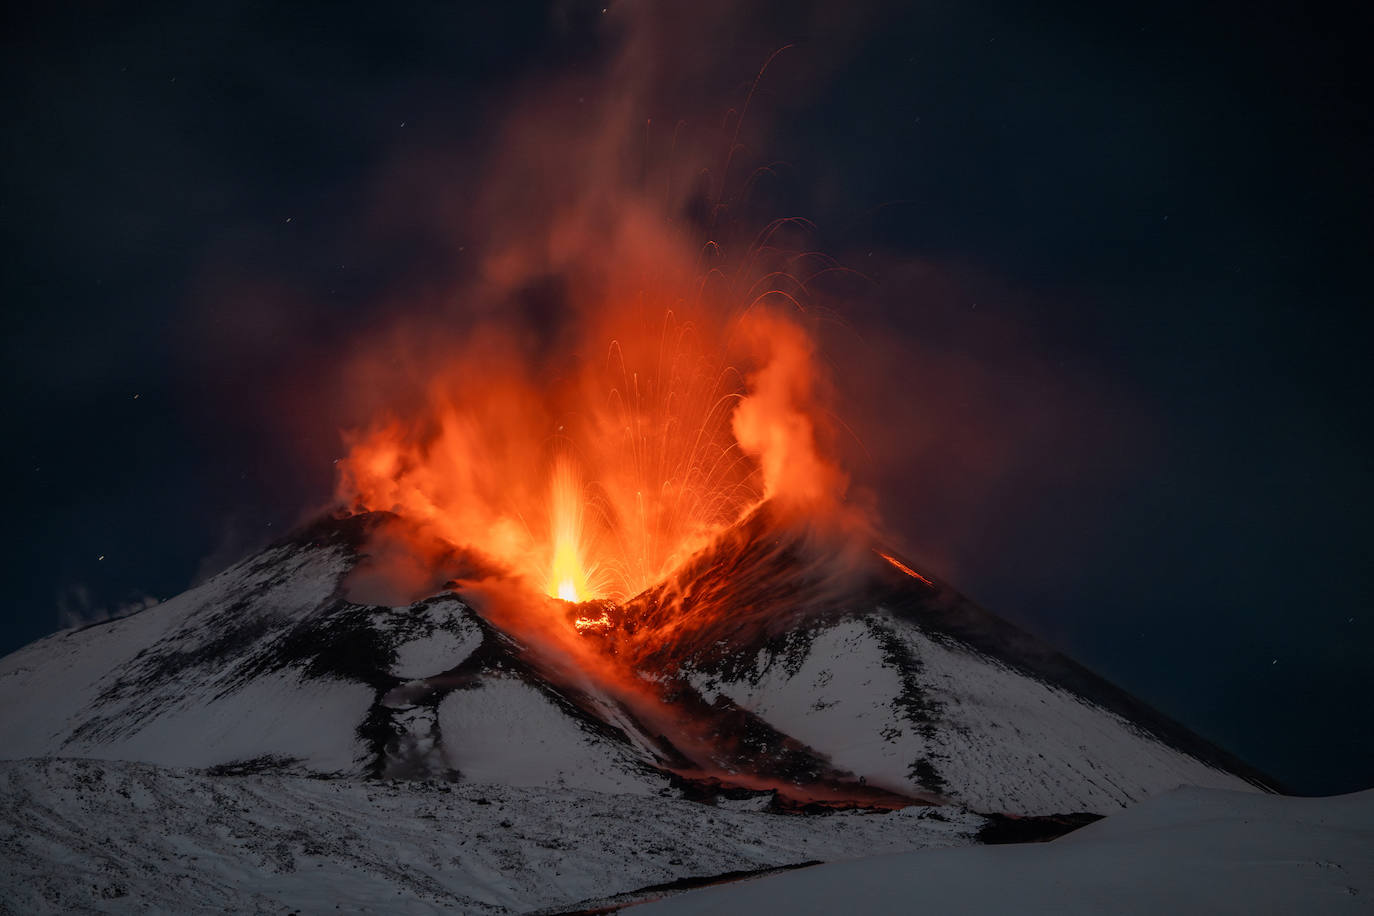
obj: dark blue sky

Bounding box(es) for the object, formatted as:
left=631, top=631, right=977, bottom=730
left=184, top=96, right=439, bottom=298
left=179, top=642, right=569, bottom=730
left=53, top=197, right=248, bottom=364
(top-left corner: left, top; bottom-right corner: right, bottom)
left=3, top=1, right=1369, bottom=793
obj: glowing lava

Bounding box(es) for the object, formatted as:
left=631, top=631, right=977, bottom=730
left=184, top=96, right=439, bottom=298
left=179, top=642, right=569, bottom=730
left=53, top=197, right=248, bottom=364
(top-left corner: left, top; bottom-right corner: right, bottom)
left=334, top=283, right=856, bottom=632
left=879, top=551, right=935, bottom=588
left=572, top=608, right=612, bottom=631
left=546, top=455, right=593, bottom=602
left=332, top=60, right=861, bottom=643
left=309, top=40, right=921, bottom=811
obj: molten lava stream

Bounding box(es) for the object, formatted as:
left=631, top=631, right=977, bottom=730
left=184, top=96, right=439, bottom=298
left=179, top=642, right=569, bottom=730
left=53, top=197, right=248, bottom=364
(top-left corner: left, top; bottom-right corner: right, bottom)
left=451, top=482, right=929, bottom=811
left=469, top=559, right=922, bottom=810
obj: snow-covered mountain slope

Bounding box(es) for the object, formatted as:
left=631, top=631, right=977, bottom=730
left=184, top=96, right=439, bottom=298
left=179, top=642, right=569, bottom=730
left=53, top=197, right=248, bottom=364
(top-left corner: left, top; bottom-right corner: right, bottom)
left=602, top=506, right=1271, bottom=813
left=0, top=514, right=663, bottom=793
left=0, top=536, right=370, bottom=774
left=0, top=510, right=1270, bottom=815
left=0, top=757, right=982, bottom=915
left=679, top=613, right=1256, bottom=814
left=634, top=786, right=1374, bottom=915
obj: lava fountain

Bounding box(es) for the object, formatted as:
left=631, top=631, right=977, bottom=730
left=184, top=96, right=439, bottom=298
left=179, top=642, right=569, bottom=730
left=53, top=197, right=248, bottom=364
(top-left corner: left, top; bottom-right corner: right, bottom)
left=335, top=219, right=864, bottom=625
left=326, top=43, right=923, bottom=805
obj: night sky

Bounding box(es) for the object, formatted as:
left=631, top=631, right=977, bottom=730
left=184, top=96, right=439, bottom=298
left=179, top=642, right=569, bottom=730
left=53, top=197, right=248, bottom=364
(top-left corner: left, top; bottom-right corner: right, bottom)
left=4, top=1, right=1369, bottom=794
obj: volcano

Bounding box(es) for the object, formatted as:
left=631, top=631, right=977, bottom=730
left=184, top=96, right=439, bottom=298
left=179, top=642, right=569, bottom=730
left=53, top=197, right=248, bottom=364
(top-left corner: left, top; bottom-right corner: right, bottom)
left=0, top=506, right=1292, bottom=911
left=0, top=508, right=1273, bottom=818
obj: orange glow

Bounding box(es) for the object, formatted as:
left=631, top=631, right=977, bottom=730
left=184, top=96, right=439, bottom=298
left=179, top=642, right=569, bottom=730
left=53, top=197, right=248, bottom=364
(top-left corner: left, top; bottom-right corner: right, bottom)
left=547, top=455, right=592, bottom=602
left=336, top=294, right=848, bottom=616
left=326, top=18, right=875, bottom=622
left=573, top=609, right=612, bottom=631
left=301, top=32, right=923, bottom=809
left=324, top=8, right=877, bottom=639
left=879, top=551, right=935, bottom=588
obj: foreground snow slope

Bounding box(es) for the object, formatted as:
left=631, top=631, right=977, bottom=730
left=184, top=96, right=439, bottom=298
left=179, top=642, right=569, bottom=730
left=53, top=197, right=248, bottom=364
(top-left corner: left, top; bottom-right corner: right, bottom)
left=637, top=786, right=1374, bottom=915
left=0, top=758, right=980, bottom=915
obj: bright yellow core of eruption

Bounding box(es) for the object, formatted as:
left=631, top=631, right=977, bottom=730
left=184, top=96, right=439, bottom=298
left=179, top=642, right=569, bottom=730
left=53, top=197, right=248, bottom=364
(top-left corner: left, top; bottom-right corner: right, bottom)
left=546, top=456, right=593, bottom=603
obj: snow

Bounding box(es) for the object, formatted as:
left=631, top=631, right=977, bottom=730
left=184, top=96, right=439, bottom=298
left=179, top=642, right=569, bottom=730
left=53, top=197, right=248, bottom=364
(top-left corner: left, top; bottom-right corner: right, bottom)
left=391, top=623, right=483, bottom=680
left=900, top=623, right=1254, bottom=812
left=0, top=516, right=1350, bottom=913
left=61, top=670, right=374, bottom=773
left=0, top=545, right=353, bottom=764
left=378, top=595, right=486, bottom=680
left=690, top=614, right=1256, bottom=813
left=436, top=676, right=664, bottom=795
left=636, top=786, right=1374, bottom=915
left=0, top=757, right=982, bottom=914
left=0, top=516, right=1273, bottom=815
left=691, top=618, right=919, bottom=793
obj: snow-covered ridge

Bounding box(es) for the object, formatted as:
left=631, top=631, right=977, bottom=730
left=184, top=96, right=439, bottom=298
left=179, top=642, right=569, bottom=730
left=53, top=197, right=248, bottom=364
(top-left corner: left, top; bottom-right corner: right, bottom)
left=684, top=614, right=1257, bottom=813
left=0, top=757, right=982, bottom=915
left=0, top=517, right=668, bottom=793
